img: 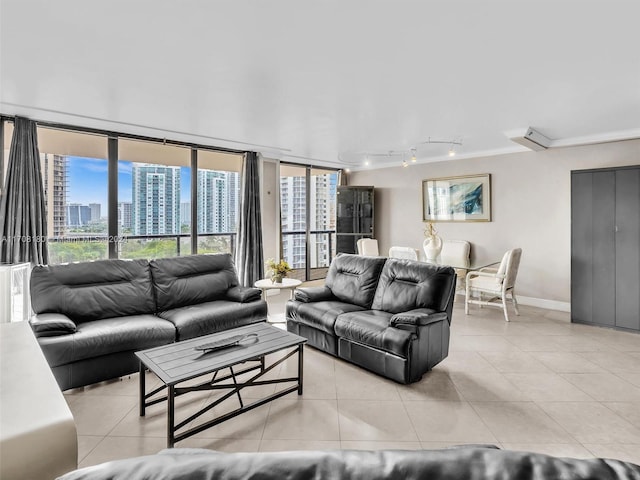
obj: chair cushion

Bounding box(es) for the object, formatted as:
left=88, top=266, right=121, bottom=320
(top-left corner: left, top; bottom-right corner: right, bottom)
left=158, top=300, right=267, bottom=341
left=371, top=259, right=456, bottom=314
left=468, top=275, right=503, bottom=293
left=286, top=300, right=365, bottom=334
left=325, top=254, right=386, bottom=309
left=30, top=259, right=155, bottom=322
left=36, top=315, right=175, bottom=367
left=150, top=254, right=240, bottom=312
left=334, top=310, right=415, bottom=358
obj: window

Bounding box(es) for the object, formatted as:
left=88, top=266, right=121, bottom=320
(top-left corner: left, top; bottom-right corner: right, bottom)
left=118, top=139, right=191, bottom=259
left=30, top=126, right=109, bottom=264
left=279, top=164, right=339, bottom=281
left=196, top=149, right=242, bottom=255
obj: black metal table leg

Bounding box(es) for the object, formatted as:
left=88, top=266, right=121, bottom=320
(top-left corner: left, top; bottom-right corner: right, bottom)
left=167, top=385, right=175, bottom=448
left=139, top=361, right=146, bottom=417
left=297, top=344, right=304, bottom=395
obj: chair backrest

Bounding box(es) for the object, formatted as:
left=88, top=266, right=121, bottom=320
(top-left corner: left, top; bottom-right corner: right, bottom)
left=357, top=238, right=379, bottom=256
left=439, top=240, right=470, bottom=268
left=388, top=246, right=419, bottom=261
left=496, top=248, right=522, bottom=290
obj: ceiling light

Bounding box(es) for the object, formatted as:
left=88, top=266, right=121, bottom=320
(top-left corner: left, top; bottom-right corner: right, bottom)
left=364, top=160, right=370, bottom=166
left=402, top=159, right=409, bottom=168
left=448, top=147, right=456, bottom=157
left=410, top=148, right=417, bottom=162
left=345, top=168, right=351, bottom=173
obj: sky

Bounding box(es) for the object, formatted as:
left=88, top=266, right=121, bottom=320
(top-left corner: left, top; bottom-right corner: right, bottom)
left=66, top=157, right=192, bottom=210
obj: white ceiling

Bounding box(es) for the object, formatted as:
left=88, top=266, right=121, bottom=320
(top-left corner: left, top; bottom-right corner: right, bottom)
left=1, top=0, right=639, bottom=170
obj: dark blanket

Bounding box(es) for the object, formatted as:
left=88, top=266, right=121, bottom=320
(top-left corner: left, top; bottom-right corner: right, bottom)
left=57, top=446, right=640, bottom=480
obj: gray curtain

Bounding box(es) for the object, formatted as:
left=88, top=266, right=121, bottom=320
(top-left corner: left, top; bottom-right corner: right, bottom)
left=235, top=151, right=263, bottom=286
left=0, top=117, right=49, bottom=264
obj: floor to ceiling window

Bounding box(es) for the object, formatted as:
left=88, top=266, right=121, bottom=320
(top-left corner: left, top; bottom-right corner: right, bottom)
left=3, top=124, right=110, bottom=264
left=118, top=139, right=191, bottom=259
left=1, top=117, right=243, bottom=264
left=279, top=163, right=339, bottom=281
left=196, top=149, right=242, bottom=255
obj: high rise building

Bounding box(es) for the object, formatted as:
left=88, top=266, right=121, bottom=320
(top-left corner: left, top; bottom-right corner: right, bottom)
left=67, top=204, right=91, bottom=227
left=180, top=202, right=191, bottom=228
left=89, top=203, right=101, bottom=222
left=117, top=202, right=132, bottom=231
left=40, top=154, right=67, bottom=237
left=197, top=171, right=238, bottom=233
left=280, top=172, right=337, bottom=270
left=132, top=164, right=180, bottom=235
left=280, top=175, right=307, bottom=269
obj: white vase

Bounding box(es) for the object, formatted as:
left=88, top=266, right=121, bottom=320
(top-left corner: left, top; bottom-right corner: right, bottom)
left=423, top=235, right=443, bottom=263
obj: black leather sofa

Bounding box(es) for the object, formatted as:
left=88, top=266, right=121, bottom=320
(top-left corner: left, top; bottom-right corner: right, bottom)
left=286, top=254, right=456, bottom=384
left=30, top=253, right=267, bottom=391
left=56, top=446, right=640, bottom=480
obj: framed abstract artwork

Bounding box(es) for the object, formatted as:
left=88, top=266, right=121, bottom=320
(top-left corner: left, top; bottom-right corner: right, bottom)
left=422, top=174, right=491, bottom=222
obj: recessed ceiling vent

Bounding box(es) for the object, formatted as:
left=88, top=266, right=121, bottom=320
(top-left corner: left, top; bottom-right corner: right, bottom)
left=506, top=127, right=552, bottom=151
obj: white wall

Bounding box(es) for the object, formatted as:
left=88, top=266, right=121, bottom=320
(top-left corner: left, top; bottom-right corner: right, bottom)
left=348, top=139, right=640, bottom=309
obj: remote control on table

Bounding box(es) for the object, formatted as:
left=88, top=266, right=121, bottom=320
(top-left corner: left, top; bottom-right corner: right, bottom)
left=194, top=333, right=259, bottom=353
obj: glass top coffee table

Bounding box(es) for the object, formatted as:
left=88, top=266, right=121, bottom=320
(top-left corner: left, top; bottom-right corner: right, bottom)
left=136, top=322, right=306, bottom=447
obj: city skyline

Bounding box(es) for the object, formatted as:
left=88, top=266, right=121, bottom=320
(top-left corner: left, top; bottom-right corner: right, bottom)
left=65, top=156, right=192, bottom=211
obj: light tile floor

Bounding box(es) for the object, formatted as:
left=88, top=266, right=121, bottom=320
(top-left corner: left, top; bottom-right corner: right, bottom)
left=64, top=292, right=640, bottom=468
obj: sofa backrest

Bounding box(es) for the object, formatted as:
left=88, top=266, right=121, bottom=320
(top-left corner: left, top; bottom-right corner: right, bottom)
left=325, top=254, right=386, bottom=308
left=371, top=258, right=456, bottom=314
left=150, top=253, right=239, bottom=311
left=30, top=259, right=155, bottom=322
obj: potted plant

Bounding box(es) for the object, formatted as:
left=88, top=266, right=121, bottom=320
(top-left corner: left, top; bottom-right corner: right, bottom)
left=266, top=258, right=291, bottom=284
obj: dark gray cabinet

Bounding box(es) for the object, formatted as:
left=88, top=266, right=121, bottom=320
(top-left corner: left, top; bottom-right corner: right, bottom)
left=571, top=166, right=640, bottom=331
left=336, top=186, right=374, bottom=254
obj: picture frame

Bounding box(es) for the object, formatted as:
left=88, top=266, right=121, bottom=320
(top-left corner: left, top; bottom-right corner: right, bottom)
left=422, top=174, right=491, bottom=222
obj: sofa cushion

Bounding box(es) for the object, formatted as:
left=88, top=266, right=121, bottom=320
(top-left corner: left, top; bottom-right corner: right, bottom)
left=30, top=259, right=155, bottom=322
left=36, top=315, right=176, bottom=367
left=158, top=300, right=267, bottom=341
left=286, top=300, right=366, bottom=334
left=334, top=310, right=415, bottom=358
left=150, top=254, right=240, bottom=311
left=325, top=254, right=386, bottom=309
left=371, top=259, right=456, bottom=314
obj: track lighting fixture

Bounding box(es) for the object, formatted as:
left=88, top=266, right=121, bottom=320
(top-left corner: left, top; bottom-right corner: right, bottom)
left=339, top=137, right=463, bottom=169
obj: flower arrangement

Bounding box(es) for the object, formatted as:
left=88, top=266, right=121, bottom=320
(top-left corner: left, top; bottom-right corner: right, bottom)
left=266, top=258, right=291, bottom=283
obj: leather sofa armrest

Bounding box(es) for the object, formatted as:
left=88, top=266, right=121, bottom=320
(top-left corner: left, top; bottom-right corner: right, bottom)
left=225, top=286, right=263, bottom=303
left=294, top=286, right=335, bottom=303
left=29, top=313, right=77, bottom=338
left=390, top=309, right=448, bottom=327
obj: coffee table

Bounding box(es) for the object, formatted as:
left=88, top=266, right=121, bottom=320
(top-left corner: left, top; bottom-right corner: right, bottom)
left=136, top=322, right=306, bottom=447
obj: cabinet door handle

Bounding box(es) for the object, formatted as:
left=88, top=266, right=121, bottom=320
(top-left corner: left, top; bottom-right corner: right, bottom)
left=615, top=226, right=619, bottom=233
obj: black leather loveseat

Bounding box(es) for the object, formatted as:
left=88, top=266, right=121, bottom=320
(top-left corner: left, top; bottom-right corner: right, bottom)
left=286, top=254, right=456, bottom=384
left=56, top=446, right=640, bottom=480
left=29, top=253, right=267, bottom=391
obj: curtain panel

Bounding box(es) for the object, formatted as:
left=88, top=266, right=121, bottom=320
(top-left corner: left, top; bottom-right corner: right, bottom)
left=235, top=151, right=263, bottom=286
left=0, top=116, right=49, bottom=264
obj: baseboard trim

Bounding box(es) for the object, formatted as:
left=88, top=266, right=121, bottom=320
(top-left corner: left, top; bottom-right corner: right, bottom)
left=456, top=291, right=570, bottom=312
left=517, top=296, right=570, bottom=312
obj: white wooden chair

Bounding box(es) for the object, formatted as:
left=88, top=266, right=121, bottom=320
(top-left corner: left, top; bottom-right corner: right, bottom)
left=439, top=240, right=471, bottom=293
left=388, top=246, right=419, bottom=261
left=356, top=238, right=379, bottom=256
left=465, top=248, right=522, bottom=322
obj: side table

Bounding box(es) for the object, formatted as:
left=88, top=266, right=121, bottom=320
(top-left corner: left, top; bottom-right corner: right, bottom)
left=254, top=278, right=302, bottom=323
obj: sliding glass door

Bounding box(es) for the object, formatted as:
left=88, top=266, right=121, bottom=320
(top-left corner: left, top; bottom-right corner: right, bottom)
left=279, top=163, right=339, bottom=282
